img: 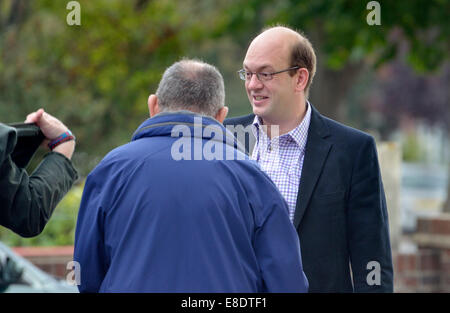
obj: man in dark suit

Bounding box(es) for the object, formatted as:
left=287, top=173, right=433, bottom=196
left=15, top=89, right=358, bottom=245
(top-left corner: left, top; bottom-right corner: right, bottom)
left=224, top=26, right=393, bottom=292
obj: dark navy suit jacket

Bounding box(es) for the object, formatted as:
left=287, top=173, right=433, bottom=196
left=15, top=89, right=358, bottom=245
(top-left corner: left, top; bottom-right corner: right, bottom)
left=224, top=104, right=393, bottom=292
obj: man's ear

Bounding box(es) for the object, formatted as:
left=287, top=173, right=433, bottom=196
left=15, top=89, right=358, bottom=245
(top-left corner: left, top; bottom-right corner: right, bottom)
left=295, top=68, right=309, bottom=93
left=148, top=94, right=160, bottom=117
left=214, top=106, right=228, bottom=123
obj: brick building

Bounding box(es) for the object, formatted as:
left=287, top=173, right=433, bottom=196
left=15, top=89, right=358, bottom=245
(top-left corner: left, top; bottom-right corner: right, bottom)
left=394, top=214, right=450, bottom=292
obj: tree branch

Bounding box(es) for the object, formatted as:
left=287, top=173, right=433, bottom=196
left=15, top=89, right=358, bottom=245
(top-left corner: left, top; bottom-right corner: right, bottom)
left=135, top=0, right=151, bottom=11
left=6, top=0, right=28, bottom=28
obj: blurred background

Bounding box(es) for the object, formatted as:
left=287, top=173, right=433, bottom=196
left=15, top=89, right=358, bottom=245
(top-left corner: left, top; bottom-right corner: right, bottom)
left=0, top=0, right=449, bottom=292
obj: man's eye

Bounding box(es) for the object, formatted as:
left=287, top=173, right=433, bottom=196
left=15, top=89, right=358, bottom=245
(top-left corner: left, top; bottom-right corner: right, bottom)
left=259, top=73, right=270, bottom=79
left=245, top=72, right=252, bottom=78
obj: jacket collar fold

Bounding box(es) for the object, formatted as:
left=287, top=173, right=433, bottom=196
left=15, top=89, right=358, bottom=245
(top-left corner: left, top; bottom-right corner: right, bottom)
left=131, top=111, right=246, bottom=153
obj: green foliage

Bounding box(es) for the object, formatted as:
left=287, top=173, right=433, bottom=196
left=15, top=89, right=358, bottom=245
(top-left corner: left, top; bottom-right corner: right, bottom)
left=0, top=0, right=449, bottom=247
left=212, top=0, right=449, bottom=72
left=402, top=133, right=425, bottom=163
left=0, top=0, right=207, bottom=176
left=0, top=181, right=84, bottom=247
left=1, top=0, right=448, bottom=176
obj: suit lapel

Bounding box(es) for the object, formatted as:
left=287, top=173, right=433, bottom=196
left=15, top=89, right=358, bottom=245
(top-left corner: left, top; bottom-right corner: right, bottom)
left=293, top=106, right=332, bottom=229
left=224, top=114, right=256, bottom=156
left=226, top=109, right=331, bottom=229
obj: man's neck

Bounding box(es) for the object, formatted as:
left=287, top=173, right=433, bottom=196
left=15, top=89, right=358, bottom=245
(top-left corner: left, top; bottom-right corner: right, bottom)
left=262, top=100, right=307, bottom=138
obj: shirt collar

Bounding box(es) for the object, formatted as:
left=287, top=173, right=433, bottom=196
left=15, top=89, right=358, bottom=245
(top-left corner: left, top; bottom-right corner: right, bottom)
left=251, top=101, right=311, bottom=152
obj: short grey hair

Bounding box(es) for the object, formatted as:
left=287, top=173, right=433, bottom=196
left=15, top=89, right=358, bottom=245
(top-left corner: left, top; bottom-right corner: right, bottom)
left=156, top=59, right=225, bottom=117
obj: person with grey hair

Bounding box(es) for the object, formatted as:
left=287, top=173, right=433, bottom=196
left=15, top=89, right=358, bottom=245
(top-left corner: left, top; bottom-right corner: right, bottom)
left=155, top=59, right=225, bottom=117
left=74, top=59, right=309, bottom=293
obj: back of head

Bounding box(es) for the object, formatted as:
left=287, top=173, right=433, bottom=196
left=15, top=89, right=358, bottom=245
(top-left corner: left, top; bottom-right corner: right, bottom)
left=156, top=59, right=225, bottom=117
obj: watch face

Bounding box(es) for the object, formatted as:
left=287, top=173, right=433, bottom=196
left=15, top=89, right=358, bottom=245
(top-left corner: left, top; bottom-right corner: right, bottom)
left=8, top=123, right=45, bottom=168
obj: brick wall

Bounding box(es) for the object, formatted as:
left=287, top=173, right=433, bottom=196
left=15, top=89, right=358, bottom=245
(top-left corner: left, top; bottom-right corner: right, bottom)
left=12, top=245, right=74, bottom=279
left=394, top=213, right=450, bottom=292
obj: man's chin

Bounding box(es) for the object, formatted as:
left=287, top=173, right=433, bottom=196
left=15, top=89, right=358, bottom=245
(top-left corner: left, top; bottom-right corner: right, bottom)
left=252, top=108, right=284, bottom=127
left=252, top=106, right=267, bottom=119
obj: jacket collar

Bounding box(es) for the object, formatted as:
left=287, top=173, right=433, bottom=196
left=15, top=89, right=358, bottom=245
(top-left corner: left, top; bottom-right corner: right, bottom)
left=131, top=111, right=246, bottom=153
left=309, top=103, right=331, bottom=139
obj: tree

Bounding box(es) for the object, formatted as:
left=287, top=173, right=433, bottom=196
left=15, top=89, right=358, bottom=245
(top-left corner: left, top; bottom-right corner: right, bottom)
left=1, top=0, right=449, bottom=216
left=212, top=0, right=449, bottom=120
left=0, top=0, right=208, bottom=176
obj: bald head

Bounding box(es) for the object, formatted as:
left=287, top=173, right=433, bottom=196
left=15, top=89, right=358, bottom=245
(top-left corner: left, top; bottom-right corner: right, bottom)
left=247, top=26, right=316, bottom=98
left=252, top=26, right=303, bottom=48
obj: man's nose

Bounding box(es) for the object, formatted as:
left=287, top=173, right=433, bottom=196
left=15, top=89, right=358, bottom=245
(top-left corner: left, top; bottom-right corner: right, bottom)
left=246, top=73, right=263, bottom=90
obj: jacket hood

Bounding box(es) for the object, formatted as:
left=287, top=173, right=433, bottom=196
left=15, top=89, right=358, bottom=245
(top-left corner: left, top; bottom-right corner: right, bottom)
left=131, top=111, right=246, bottom=153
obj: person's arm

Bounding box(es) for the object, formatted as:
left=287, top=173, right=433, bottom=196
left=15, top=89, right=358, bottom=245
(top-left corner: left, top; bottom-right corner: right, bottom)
left=0, top=123, right=77, bottom=237
left=253, top=182, right=309, bottom=292
left=347, top=136, right=394, bottom=292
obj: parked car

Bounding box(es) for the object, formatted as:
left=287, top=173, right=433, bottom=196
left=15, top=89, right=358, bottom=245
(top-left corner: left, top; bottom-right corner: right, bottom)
left=0, top=241, right=78, bottom=293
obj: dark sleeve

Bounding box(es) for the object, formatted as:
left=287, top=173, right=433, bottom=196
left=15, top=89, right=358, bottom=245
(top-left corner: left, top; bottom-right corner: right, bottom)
left=347, top=136, right=393, bottom=292
left=0, top=125, right=78, bottom=237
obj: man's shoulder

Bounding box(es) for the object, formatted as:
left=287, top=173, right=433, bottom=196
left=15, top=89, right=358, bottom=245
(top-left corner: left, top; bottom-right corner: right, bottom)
left=223, top=114, right=255, bottom=127
left=318, top=113, right=374, bottom=146
left=87, top=141, right=140, bottom=176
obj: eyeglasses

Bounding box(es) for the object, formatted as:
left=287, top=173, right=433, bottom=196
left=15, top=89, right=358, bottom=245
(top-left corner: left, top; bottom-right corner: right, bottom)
left=237, top=66, right=300, bottom=82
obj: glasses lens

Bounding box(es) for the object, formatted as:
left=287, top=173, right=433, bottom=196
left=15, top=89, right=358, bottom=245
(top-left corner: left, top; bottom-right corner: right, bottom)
left=238, top=70, right=246, bottom=81
left=258, top=73, right=271, bottom=81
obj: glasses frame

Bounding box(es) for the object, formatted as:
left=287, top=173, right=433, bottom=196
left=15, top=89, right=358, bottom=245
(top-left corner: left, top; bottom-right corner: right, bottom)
left=237, top=66, right=300, bottom=82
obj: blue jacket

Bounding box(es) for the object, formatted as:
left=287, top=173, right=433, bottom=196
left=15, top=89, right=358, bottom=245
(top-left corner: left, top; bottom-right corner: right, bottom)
left=74, top=112, right=308, bottom=293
